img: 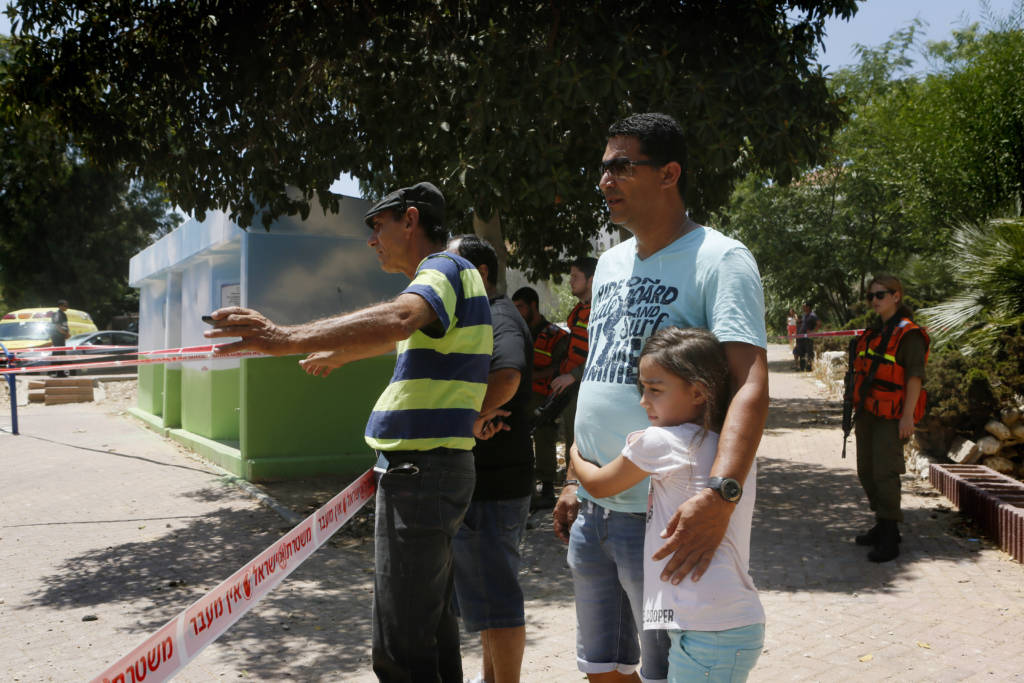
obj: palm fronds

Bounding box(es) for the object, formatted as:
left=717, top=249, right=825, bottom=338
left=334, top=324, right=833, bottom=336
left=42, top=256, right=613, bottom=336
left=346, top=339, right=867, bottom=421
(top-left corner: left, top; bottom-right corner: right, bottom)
left=919, top=216, right=1024, bottom=352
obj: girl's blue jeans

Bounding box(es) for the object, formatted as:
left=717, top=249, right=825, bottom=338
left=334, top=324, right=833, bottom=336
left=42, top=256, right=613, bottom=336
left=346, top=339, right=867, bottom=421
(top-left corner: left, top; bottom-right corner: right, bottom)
left=668, top=623, right=765, bottom=682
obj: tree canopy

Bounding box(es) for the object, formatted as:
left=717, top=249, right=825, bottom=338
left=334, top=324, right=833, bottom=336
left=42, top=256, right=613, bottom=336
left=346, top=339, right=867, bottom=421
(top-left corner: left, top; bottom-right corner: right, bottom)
left=4, top=0, right=857, bottom=279
left=717, top=13, right=1024, bottom=325
left=1, top=36, right=180, bottom=325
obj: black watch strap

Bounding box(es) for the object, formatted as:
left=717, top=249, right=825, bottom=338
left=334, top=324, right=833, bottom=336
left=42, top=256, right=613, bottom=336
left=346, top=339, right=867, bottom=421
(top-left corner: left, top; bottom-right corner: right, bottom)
left=706, top=476, right=743, bottom=503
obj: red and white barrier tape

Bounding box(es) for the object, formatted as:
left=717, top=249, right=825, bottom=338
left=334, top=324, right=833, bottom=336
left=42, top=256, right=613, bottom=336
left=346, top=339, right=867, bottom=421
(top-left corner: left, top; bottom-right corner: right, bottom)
left=9, top=344, right=139, bottom=355
left=0, top=346, right=269, bottom=375
left=775, top=329, right=865, bottom=340
left=93, top=467, right=377, bottom=683
left=6, top=352, right=135, bottom=363
left=8, top=343, right=231, bottom=357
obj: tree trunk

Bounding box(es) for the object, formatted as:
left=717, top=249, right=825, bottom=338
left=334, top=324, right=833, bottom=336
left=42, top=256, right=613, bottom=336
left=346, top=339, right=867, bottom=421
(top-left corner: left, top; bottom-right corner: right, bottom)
left=472, top=210, right=508, bottom=296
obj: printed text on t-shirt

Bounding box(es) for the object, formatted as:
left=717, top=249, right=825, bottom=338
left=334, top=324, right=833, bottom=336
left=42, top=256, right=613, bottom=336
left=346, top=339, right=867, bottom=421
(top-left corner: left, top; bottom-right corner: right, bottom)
left=584, top=277, right=679, bottom=385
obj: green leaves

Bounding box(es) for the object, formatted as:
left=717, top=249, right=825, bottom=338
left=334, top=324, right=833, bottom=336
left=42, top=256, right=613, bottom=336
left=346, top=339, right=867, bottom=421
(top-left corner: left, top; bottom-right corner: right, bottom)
left=4, top=0, right=856, bottom=278
left=0, top=36, right=180, bottom=324
left=920, top=218, right=1024, bottom=352
left=720, top=14, right=1024, bottom=328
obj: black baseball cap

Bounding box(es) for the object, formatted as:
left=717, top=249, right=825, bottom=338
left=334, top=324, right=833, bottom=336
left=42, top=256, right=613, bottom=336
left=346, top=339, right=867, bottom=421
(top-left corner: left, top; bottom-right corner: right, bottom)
left=364, top=182, right=445, bottom=228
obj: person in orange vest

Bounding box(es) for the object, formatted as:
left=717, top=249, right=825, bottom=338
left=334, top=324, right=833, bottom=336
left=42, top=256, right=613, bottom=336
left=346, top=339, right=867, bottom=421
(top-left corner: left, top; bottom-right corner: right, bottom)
left=512, top=286, right=570, bottom=509
left=852, top=274, right=929, bottom=563
left=548, top=256, right=596, bottom=501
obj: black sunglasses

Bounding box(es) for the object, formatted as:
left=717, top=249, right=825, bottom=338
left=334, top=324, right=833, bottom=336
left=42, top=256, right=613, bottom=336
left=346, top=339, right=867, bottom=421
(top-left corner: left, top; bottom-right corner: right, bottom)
left=866, top=290, right=893, bottom=301
left=599, top=157, right=662, bottom=178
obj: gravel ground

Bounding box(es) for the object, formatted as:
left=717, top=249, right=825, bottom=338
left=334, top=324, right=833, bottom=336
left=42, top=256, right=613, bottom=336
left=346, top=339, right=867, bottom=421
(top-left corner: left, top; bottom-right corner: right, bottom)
left=1, top=374, right=138, bottom=410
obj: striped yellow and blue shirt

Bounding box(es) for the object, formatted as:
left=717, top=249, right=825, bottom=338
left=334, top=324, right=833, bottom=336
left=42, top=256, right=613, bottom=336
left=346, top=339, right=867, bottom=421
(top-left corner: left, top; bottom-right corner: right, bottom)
left=364, top=252, right=493, bottom=452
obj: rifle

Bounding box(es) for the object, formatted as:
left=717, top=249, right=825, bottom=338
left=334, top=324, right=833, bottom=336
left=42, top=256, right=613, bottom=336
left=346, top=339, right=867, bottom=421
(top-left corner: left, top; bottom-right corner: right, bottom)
left=529, top=385, right=575, bottom=435
left=840, top=335, right=859, bottom=459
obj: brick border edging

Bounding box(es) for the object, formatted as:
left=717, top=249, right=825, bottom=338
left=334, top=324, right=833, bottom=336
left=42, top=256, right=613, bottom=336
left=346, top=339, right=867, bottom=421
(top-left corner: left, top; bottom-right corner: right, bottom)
left=930, top=463, right=1024, bottom=563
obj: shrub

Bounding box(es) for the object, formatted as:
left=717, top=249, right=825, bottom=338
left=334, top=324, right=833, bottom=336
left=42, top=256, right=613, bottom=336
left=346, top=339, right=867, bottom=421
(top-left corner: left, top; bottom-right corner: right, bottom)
left=924, top=323, right=1024, bottom=438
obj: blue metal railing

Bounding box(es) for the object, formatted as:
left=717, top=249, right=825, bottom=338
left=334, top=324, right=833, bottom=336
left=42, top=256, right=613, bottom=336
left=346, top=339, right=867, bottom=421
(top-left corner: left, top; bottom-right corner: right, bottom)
left=1, top=341, right=19, bottom=435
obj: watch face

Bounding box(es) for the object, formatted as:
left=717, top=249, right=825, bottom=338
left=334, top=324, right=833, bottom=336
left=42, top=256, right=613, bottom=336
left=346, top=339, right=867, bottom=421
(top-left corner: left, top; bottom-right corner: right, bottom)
left=721, top=478, right=742, bottom=502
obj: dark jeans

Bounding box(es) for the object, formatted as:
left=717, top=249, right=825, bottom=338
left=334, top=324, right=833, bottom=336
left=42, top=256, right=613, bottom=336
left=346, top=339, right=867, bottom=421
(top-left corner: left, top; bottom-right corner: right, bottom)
left=793, top=338, right=814, bottom=370
left=372, top=449, right=475, bottom=683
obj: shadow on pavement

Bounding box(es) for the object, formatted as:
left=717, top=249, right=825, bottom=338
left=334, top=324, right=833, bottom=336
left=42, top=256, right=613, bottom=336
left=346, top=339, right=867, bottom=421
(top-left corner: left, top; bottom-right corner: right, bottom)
left=9, top=430, right=215, bottom=475
left=19, top=473, right=577, bottom=680
left=17, top=483, right=377, bottom=678
left=767, top=356, right=801, bottom=375
left=251, top=476, right=577, bottom=668
left=765, top=396, right=843, bottom=432
left=752, top=455, right=989, bottom=595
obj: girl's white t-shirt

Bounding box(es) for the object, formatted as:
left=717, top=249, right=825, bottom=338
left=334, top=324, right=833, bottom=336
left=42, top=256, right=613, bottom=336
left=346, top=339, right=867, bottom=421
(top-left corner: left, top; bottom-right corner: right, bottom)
left=622, top=423, right=765, bottom=631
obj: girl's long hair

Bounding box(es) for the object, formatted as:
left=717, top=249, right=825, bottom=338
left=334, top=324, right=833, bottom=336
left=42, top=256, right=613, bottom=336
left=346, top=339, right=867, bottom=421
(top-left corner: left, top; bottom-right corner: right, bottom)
left=640, top=326, right=731, bottom=438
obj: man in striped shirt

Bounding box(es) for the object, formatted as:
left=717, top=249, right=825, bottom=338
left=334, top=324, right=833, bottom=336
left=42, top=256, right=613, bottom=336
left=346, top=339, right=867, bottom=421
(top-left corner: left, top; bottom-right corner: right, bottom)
left=206, top=182, right=492, bottom=682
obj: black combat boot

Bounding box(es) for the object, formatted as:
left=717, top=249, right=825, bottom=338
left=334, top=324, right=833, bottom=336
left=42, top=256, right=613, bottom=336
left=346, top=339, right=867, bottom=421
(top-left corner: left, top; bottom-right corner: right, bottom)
left=856, top=520, right=902, bottom=546
left=867, top=520, right=901, bottom=562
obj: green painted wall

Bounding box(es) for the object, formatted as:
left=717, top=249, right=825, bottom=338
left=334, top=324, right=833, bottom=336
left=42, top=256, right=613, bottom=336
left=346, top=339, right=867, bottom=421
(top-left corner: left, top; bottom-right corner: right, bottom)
left=131, top=355, right=392, bottom=481
left=162, top=367, right=182, bottom=428
left=137, top=364, right=164, bottom=416
left=240, top=355, right=392, bottom=480
left=181, top=366, right=240, bottom=440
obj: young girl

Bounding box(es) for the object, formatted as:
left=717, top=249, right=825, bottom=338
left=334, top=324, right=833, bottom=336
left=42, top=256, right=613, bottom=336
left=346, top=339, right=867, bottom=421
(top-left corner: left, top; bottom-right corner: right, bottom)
left=569, top=326, right=764, bottom=683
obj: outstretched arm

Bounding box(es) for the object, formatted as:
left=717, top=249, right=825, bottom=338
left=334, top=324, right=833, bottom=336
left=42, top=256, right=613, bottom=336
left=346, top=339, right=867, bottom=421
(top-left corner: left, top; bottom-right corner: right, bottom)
left=568, top=443, right=649, bottom=499
left=651, top=342, right=768, bottom=584
left=204, top=293, right=437, bottom=370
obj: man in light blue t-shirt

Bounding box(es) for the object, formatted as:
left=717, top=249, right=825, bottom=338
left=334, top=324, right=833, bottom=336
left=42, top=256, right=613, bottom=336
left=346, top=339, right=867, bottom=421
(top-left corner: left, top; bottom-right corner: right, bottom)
left=555, top=113, right=769, bottom=683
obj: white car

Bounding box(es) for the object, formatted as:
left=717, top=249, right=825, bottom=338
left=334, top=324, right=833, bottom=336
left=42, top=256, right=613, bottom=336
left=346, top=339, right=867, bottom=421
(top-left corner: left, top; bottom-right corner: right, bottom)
left=34, top=330, right=139, bottom=376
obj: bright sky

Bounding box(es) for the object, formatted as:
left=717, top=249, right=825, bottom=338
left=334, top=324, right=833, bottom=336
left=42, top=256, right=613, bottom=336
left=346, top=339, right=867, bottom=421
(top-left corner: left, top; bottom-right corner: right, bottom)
left=2, top=0, right=1019, bottom=198
left=818, top=0, right=1020, bottom=71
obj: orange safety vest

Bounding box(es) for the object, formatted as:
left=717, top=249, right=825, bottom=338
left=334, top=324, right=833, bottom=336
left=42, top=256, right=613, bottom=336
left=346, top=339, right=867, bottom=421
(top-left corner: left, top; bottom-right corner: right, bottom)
left=559, top=301, right=590, bottom=375
left=852, top=318, right=930, bottom=422
left=532, top=322, right=569, bottom=396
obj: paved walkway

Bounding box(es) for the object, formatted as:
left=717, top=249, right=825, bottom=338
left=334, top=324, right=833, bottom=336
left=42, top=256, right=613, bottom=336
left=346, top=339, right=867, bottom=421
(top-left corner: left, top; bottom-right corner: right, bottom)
left=2, top=345, right=1022, bottom=681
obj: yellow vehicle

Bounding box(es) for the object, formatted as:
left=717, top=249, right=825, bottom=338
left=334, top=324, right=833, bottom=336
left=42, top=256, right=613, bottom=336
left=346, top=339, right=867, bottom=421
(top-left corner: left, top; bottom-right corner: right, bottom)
left=0, top=308, right=99, bottom=352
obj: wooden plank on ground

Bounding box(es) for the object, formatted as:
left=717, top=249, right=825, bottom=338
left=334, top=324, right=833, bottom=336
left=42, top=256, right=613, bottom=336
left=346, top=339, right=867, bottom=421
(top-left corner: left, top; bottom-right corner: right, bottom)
left=44, top=394, right=94, bottom=405
left=43, top=378, right=93, bottom=388
left=44, top=387, right=94, bottom=398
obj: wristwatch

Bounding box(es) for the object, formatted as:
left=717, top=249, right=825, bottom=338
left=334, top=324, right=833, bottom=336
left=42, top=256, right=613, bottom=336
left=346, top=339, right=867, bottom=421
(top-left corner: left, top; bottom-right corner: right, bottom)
left=706, top=476, right=743, bottom=503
